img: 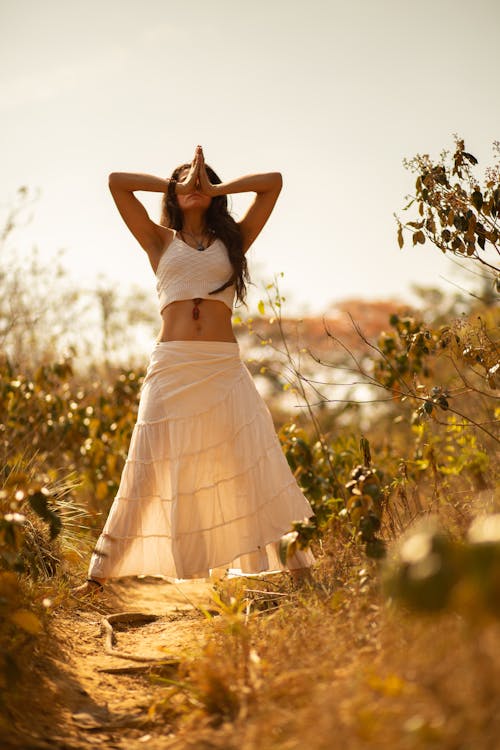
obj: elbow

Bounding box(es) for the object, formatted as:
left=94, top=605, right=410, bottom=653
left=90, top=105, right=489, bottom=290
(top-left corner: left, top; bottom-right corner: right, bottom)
left=268, top=172, right=282, bottom=195
left=108, top=172, right=123, bottom=188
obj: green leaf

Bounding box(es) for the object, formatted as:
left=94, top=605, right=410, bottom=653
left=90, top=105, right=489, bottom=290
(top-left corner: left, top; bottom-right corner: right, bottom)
left=471, top=190, right=483, bottom=211
left=437, top=396, right=449, bottom=410
left=462, top=151, right=478, bottom=165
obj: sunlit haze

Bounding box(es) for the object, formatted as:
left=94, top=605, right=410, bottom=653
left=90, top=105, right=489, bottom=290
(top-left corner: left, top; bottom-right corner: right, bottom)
left=1, top=0, right=499, bottom=319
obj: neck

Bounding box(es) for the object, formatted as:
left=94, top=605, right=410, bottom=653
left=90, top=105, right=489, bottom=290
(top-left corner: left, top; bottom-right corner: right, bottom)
left=181, top=209, right=208, bottom=236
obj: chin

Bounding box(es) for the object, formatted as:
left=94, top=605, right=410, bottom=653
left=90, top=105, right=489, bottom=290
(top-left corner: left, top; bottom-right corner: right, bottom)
left=181, top=196, right=211, bottom=209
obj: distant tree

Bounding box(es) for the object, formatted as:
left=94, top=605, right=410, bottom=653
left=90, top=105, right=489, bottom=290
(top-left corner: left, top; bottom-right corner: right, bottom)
left=0, top=188, right=158, bottom=369
left=94, top=279, right=157, bottom=368
left=395, top=134, right=500, bottom=293
left=0, top=188, right=86, bottom=366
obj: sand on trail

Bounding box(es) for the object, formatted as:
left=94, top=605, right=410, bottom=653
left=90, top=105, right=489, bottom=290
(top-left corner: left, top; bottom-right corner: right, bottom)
left=11, top=576, right=218, bottom=750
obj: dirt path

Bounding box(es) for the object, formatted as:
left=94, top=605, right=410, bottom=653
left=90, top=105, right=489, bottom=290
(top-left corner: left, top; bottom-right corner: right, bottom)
left=10, top=577, right=216, bottom=750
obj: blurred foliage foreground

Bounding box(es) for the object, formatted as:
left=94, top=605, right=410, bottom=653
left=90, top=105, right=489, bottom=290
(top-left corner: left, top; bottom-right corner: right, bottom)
left=1, top=292, right=498, bottom=745
left=1, top=135, right=499, bottom=747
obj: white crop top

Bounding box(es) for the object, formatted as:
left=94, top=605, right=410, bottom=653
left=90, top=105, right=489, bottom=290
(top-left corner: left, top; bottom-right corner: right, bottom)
left=155, top=231, right=236, bottom=314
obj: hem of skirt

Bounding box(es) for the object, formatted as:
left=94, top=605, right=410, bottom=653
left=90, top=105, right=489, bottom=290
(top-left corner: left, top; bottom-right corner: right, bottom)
left=101, top=568, right=292, bottom=584
left=89, top=530, right=315, bottom=582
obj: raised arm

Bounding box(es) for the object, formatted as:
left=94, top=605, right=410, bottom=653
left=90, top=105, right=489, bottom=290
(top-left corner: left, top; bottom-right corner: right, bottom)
left=108, top=160, right=201, bottom=258
left=197, top=147, right=282, bottom=253
left=108, top=172, right=170, bottom=257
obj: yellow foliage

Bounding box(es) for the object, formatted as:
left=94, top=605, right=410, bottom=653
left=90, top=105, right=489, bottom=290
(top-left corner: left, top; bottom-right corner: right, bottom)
left=9, top=608, right=42, bottom=635
left=95, top=481, right=108, bottom=501
left=0, top=571, right=19, bottom=597
left=365, top=670, right=408, bottom=697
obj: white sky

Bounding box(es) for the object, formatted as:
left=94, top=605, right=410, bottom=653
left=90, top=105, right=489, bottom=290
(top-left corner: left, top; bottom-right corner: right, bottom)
left=1, top=0, right=499, bottom=316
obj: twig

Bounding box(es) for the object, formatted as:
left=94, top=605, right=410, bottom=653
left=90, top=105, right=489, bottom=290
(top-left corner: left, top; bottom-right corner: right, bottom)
left=100, top=611, right=179, bottom=663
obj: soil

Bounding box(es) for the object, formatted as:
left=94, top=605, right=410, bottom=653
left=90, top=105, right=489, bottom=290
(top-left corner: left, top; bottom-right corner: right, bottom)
left=5, top=576, right=217, bottom=750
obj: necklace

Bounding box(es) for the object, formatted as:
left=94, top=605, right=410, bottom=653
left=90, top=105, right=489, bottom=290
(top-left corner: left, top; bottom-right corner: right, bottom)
left=180, top=228, right=211, bottom=252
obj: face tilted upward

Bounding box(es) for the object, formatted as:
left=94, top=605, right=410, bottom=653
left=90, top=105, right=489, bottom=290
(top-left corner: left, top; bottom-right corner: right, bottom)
left=176, top=166, right=212, bottom=214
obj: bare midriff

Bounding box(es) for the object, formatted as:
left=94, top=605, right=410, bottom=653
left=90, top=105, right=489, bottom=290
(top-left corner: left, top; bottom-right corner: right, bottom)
left=157, top=299, right=237, bottom=343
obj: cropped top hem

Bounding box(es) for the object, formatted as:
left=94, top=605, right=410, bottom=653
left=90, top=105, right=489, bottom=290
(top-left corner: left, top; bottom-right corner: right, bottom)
left=155, top=233, right=236, bottom=314
left=159, top=287, right=235, bottom=314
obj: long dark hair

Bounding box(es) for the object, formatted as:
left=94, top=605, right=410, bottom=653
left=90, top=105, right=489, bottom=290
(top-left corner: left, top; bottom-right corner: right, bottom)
left=159, top=163, right=250, bottom=305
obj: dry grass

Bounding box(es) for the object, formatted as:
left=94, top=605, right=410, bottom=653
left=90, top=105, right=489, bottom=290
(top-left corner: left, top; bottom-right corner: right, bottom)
left=1, top=478, right=499, bottom=749
left=153, top=489, right=500, bottom=750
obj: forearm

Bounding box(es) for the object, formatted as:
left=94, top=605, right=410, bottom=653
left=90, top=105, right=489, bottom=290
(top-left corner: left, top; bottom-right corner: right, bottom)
left=213, top=172, right=282, bottom=196
left=108, top=172, right=171, bottom=193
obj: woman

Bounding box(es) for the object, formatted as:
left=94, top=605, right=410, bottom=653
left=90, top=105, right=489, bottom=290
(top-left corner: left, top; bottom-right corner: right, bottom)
left=74, top=146, right=314, bottom=596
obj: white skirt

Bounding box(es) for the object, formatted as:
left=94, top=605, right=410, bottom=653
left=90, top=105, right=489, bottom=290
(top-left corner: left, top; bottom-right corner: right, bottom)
left=88, top=340, right=315, bottom=581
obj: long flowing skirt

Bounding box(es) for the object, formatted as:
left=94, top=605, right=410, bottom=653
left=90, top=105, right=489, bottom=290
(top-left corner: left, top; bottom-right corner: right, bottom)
left=88, top=340, right=315, bottom=581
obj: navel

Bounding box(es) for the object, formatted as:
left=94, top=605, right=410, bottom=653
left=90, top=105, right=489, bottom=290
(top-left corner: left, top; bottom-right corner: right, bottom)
left=192, top=298, right=202, bottom=320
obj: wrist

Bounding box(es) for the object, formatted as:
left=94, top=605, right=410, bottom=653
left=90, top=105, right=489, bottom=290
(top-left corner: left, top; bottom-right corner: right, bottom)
left=211, top=183, right=224, bottom=197
left=174, top=179, right=187, bottom=196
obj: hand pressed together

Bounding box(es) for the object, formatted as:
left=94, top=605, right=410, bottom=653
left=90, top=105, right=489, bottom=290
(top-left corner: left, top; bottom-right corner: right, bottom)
left=176, top=145, right=219, bottom=197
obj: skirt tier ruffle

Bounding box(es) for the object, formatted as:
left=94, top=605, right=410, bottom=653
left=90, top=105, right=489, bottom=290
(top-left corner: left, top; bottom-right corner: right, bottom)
left=88, top=340, right=315, bottom=581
